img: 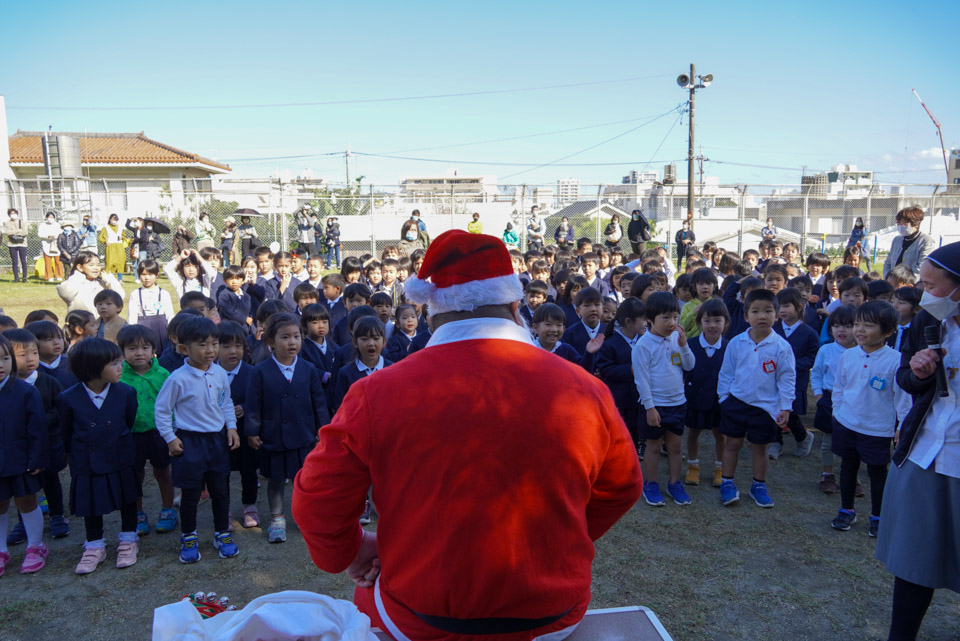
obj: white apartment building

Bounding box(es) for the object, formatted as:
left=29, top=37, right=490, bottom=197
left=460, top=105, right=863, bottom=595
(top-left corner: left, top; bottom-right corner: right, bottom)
left=400, top=168, right=498, bottom=202
left=556, top=178, right=580, bottom=206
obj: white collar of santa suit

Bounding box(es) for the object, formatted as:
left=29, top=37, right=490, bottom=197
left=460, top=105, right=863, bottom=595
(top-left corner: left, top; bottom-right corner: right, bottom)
left=426, top=316, right=535, bottom=349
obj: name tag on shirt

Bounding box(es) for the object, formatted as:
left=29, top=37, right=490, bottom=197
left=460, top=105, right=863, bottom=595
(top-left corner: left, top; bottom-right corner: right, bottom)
left=869, top=376, right=887, bottom=391
left=219, top=389, right=226, bottom=405
left=670, top=352, right=682, bottom=366
left=762, top=360, right=777, bottom=374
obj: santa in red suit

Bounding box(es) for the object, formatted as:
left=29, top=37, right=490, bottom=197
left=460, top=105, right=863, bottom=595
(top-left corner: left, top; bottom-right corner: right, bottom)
left=293, top=230, right=643, bottom=641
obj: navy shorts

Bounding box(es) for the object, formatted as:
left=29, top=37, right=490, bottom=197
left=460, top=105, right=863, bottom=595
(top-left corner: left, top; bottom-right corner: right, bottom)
left=813, top=390, right=833, bottom=433
left=171, top=429, right=231, bottom=489
left=686, top=404, right=721, bottom=431
left=718, top=395, right=779, bottom=445
left=830, top=419, right=892, bottom=466
left=134, top=430, right=171, bottom=471
left=638, top=403, right=686, bottom=440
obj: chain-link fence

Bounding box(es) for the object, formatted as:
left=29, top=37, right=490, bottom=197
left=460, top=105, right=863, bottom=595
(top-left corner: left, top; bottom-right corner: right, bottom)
left=2, top=177, right=959, bottom=271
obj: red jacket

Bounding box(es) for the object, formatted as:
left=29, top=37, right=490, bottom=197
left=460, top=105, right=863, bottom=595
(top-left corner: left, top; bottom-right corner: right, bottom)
left=293, top=320, right=643, bottom=641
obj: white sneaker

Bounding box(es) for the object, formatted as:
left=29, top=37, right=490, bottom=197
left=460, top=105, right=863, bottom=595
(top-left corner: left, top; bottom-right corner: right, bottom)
left=768, top=442, right=782, bottom=460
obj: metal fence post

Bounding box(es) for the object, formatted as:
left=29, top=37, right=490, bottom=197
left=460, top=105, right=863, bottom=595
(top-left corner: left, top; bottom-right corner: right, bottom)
left=801, top=192, right=810, bottom=255
left=370, top=185, right=377, bottom=255
left=595, top=185, right=602, bottom=244
left=666, top=188, right=674, bottom=262
left=930, top=186, right=939, bottom=238
left=519, top=185, right=527, bottom=250
left=737, top=184, right=747, bottom=255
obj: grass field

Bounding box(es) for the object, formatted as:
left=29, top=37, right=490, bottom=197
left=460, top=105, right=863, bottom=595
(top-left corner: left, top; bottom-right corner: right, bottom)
left=0, top=268, right=958, bottom=641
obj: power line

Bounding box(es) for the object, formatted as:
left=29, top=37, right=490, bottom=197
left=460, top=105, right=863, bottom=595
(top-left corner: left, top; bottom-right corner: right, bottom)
left=637, top=110, right=685, bottom=174
left=705, top=159, right=804, bottom=172
left=9, top=74, right=673, bottom=112
left=353, top=152, right=686, bottom=167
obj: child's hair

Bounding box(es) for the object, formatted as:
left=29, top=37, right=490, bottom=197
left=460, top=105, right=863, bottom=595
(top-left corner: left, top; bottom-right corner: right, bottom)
left=805, top=252, right=831, bottom=271
left=831, top=265, right=861, bottom=282
left=640, top=259, right=660, bottom=274
left=0, top=315, right=18, bottom=331
left=398, top=256, right=412, bottom=272
left=743, top=248, right=760, bottom=261
left=394, top=304, right=416, bottom=322
left=25, top=309, right=59, bottom=324
left=744, top=288, right=779, bottom=313
left=347, top=305, right=377, bottom=333
left=322, top=273, right=346, bottom=291
left=523, top=249, right=542, bottom=263
left=3, top=328, right=37, bottom=348
left=180, top=291, right=208, bottom=309
left=254, top=246, right=274, bottom=261
left=532, top=302, right=567, bottom=325
left=892, top=286, right=922, bottom=308
left=702, top=240, right=717, bottom=255
left=782, top=242, right=799, bottom=254
left=0, top=335, right=16, bottom=373
left=842, top=245, right=862, bottom=263
left=199, top=247, right=222, bottom=263
left=576, top=238, right=592, bottom=251
left=689, top=267, right=719, bottom=296
left=644, top=291, right=681, bottom=321
left=739, top=276, right=764, bottom=294
left=560, top=275, right=589, bottom=305
left=273, top=251, right=293, bottom=266
left=307, top=253, right=324, bottom=264
left=857, top=301, right=899, bottom=335
left=838, top=277, right=869, bottom=299
left=343, top=282, right=373, bottom=302
left=255, top=299, right=286, bottom=327
left=69, top=337, right=122, bottom=383
left=370, top=291, right=393, bottom=308
left=24, top=320, right=62, bottom=342
left=218, top=320, right=249, bottom=347
left=717, top=252, right=740, bottom=274
left=382, top=258, right=400, bottom=271
left=573, top=286, right=603, bottom=308
left=177, top=316, right=219, bottom=346
left=867, top=280, right=895, bottom=300
left=887, top=264, right=918, bottom=286
left=290, top=247, right=308, bottom=260
left=409, top=249, right=427, bottom=269
left=673, top=273, right=692, bottom=294
left=619, top=272, right=638, bottom=292
left=137, top=259, right=161, bottom=276
left=776, top=288, right=805, bottom=315
left=531, top=259, right=550, bottom=275
left=542, top=245, right=557, bottom=260
left=608, top=264, right=630, bottom=282
left=685, top=258, right=707, bottom=272
left=604, top=297, right=644, bottom=338
left=175, top=252, right=203, bottom=278
left=788, top=275, right=813, bottom=291
left=352, top=316, right=386, bottom=340
left=293, top=283, right=319, bottom=303
left=300, top=303, right=331, bottom=327
left=732, top=260, right=753, bottom=278
left=223, top=265, right=244, bottom=281
left=863, top=271, right=882, bottom=283
left=364, top=260, right=383, bottom=275
left=827, top=304, right=857, bottom=332
left=581, top=251, right=599, bottom=265
left=241, top=255, right=258, bottom=271
left=770, top=240, right=784, bottom=251
left=93, top=289, right=124, bottom=309
left=116, top=323, right=158, bottom=352
left=264, top=312, right=301, bottom=342
left=380, top=245, right=401, bottom=260
left=695, top=297, right=731, bottom=328
left=525, top=280, right=549, bottom=298
left=165, top=311, right=198, bottom=341
left=341, top=256, right=363, bottom=278
left=762, top=263, right=788, bottom=282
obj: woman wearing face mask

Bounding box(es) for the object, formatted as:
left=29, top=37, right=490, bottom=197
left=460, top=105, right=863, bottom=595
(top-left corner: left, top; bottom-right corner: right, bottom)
left=883, top=206, right=935, bottom=278
left=38, top=212, right=64, bottom=282
left=3, top=208, right=30, bottom=283
left=399, top=219, right=425, bottom=257
left=98, top=213, right=128, bottom=281
left=626, top=209, right=651, bottom=255
left=876, top=243, right=960, bottom=641
left=761, top=217, right=778, bottom=241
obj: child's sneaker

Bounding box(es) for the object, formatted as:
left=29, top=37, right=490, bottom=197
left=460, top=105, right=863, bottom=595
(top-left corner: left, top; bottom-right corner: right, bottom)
left=749, top=481, right=774, bottom=508
left=39, top=495, right=49, bottom=515
left=666, top=481, right=692, bottom=506
left=20, top=544, right=49, bottom=574
left=768, top=442, right=782, bottom=460
left=359, top=501, right=372, bottom=525
left=136, top=511, right=150, bottom=536
left=267, top=517, right=287, bottom=543
left=831, top=509, right=857, bottom=531
left=75, top=546, right=106, bottom=574
left=116, top=541, right=139, bottom=568
left=642, top=482, right=666, bottom=507
left=242, top=505, right=260, bottom=528
left=179, top=533, right=201, bottom=564
left=819, top=473, right=838, bottom=494
left=636, top=440, right=646, bottom=461
left=173, top=491, right=182, bottom=507
left=155, top=508, right=178, bottom=533
left=868, top=515, right=880, bottom=538
left=6, top=521, right=25, bottom=546
left=712, top=466, right=723, bottom=488
left=794, top=430, right=814, bottom=457
left=684, top=463, right=699, bottom=486
left=49, top=515, right=70, bottom=539
left=720, top=480, right=740, bottom=506
left=0, top=551, right=10, bottom=577
left=213, top=532, right=239, bottom=558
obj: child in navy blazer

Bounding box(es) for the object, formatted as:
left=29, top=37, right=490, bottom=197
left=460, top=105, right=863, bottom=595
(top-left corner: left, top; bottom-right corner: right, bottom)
left=560, top=286, right=606, bottom=361
left=299, top=304, right=339, bottom=411
left=248, top=299, right=286, bottom=365
left=385, top=304, right=419, bottom=363
left=262, top=252, right=302, bottom=313
left=597, top=298, right=646, bottom=450
left=321, top=273, right=348, bottom=329
left=217, top=322, right=260, bottom=529
left=0, top=334, right=50, bottom=576
left=531, top=303, right=601, bottom=372
left=245, top=314, right=330, bottom=544
left=683, top=299, right=730, bottom=488
left=332, top=317, right=393, bottom=413
left=722, top=276, right=764, bottom=338
left=773, top=288, right=819, bottom=459
left=27, top=320, right=79, bottom=389
left=59, top=338, right=141, bottom=574
left=332, top=283, right=372, bottom=346
left=330, top=305, right=378, bottom=382
left=217, top=265, right=254, bottom=328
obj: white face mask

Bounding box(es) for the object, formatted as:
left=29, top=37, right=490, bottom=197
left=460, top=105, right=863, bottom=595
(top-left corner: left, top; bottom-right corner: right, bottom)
left=146, top=225, right=153, bottom=231
left=920, top=286, right=960, bottom=322
left=9, top=215, right=18, bottom=221
left=897, top=224, right=915, bottom=237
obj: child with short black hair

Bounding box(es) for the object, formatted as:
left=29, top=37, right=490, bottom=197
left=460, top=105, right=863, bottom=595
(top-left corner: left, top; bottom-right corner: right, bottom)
left=805, top=252, right=831, bottom=287
left=561, top=285, right=606, bottom=356
left=385, top=304, right=419, bottom=362
left=157, top=310, right=202, bottom=373
left=890, top=286, right=921, bottom=351
left=180, top=291, right=209, bottom=314
left=340, top=256, right=363, bottom=284
left=521, top=280, right=549, bottom=326
left=293, top=282, right=320, bottom=312
left=829, top=301, right=909, bottom=537
left=264, top=251, right=302, bottom=313
left=839, top=276, right=868, bottom=307
left=249, top=299, right=286, bottom=365
left=299, top=302, right=337, bottom=386
left=65, top=309, right=97, bottom=352
left=290, top=247, right=309, bottom=282
left=717, top=289, right=796, bottom=508
left=254, top=246, right=275, bottom=280
left=0, top=315, right=16, bottom=331
left=772, top=288, right=819, bottom=459
left=94, top=289, right=127, bottom=344
left=218, top=264, right=254, bottom=328
left=117, top=324, right=175, bottom=536
left=633, top=292, right=695, bottom=507
left=305, top=253, right=324, bottom=289
left=60, top=337, right=141, bottom=573
left=601, top=298, right=617, bottom=326
left=26, top=319, right=77, bottom=389
left=679, top=267, right=718, bottom=338
left=762, top=263, right=788, bottom=294
left=885, top=263, right=917, bottom=289
left=370, top=292, right=395, bottom=339
left=598, top=298, right=646, bottom=456
left=381, top=258, right=405, bottom=307
left=332, top=316, right=393, bottom=413
left=156, top=317, right=240, bottom=563
left=364, top=260, right=384, bottom=290
left=531, top=303, right=601, bottom=371
left=867, top=279, right=895, bottom=302
left=333, top=283, right=373, bottom=346
left=24, top=310, right=57, bottom=325
left=673, top=273, right=693, bottom=303
left=743, top=249, right=760, bottom=273
left=128, top=259, right=175, bottom=353
left=580, top=252, right=610, bottom=296
left=722, top=276, right=764, bottom=338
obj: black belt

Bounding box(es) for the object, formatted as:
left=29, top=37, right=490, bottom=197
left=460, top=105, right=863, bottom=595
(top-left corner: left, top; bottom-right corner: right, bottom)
left=413, top=606, right=573, bottom=635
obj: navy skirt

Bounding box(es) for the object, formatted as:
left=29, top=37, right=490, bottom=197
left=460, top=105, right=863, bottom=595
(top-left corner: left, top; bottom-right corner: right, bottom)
left=686, top=404, right=721, bottom=431
left=258, top=445, right=311, bottom=482
left=171, top=429, right=231, bottom=489
left=70, top=466, right=141, bottom=517
left=0, top=472, right=43, bottom=501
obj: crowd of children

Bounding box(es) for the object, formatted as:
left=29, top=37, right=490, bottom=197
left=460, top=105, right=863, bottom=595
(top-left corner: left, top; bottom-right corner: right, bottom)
left=0, top=227, right=928, bottom=577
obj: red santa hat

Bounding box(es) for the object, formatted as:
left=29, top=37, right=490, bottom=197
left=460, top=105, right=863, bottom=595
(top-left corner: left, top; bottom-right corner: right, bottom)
left=405, top=230, right=525, bottom=316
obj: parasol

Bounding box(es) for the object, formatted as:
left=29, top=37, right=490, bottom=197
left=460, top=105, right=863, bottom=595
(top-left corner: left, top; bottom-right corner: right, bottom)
left=143, top=217, right=171, bottom=233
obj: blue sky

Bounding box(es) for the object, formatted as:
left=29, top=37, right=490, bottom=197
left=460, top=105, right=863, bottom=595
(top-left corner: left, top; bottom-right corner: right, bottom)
left=3, top=0, right=957, bottom=188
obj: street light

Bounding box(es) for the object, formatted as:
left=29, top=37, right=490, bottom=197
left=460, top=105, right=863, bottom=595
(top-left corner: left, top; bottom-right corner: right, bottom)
left=677, top=64, right=712, bottom=228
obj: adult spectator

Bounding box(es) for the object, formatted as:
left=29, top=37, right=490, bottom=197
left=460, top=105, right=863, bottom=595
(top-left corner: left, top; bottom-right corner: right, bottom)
left=57, top=221, right=82, bottom=268
left=883, top=206, right=935, bottom=278
left=38, top=211, right=64, bottom=282
left=467, top=212, right=483, bottom=234
left=194, top=212, right=216, bottom=251
left=877, top=243, right=960, bottom=641
left=410, top=210, right=431, bottom=247
left=847, top=216, right=867, bottom=249
left=626, top=209, right=651, bottom=255
left=3, top=207, right=29, bottom=283
left=57, top=250, right=124, bottom=314
left=527, top=212, right=545, bottom=251
left=125, top=216, right=162, bottom=276
left=98, top=213, right=128, bottom=281
left=324, top=216, right=342, bottom=269
left=399, top=219, right=425, bottom=257
left=604, top=213, right=624, bottom=249
left=172, top=224, right=194, bottom=256
left=554, top=216, right=574, bottom=249
left=675, top=219, right=695, bottom=270
left=79, top=213, right=99, bottom=252
left=295, top=205, right=317, bottom=253
left=761, top=217, right=778, bottom=240
left=293, top=230, right=642, bottom=641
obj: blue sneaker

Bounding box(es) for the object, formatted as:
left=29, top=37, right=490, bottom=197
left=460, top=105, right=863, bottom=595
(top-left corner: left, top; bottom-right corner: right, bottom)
left=179, top=533, right=201, bottom=564
left=666, top=481, right=691, bottom=506
left=6, top=521, right=26, bottom=545
left=643, top=482, right=665, bottom=507
left=868, top=515, right=880, bottom=538
left=39, top=496, right=49, bottom=515
left=750, top=481, right=774, bottom=508
left=213, top=532, right=239, bottom=558
left=136, top=511, right=150, bottom=536
left=155, top=508, right=178, bottom=534
left=49, top=515, right=70, bottom=539
left=720, top=480, right=740, bottom=506
left=831, top=509, right=857, bottom=531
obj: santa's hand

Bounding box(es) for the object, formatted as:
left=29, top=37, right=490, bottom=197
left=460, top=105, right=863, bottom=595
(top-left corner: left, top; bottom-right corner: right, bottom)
left=347, top=530, right=380, bottom=588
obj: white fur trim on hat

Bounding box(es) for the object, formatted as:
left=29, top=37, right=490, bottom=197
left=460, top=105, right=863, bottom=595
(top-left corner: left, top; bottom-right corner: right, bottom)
left=405, top=273, right=524, bottom=316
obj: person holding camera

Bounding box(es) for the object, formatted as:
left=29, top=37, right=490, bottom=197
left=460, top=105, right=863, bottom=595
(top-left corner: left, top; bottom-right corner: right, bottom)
left=3, top=208, right=29, bottom=283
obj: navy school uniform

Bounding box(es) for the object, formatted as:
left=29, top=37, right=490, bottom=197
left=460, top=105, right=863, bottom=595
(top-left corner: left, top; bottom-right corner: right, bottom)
left=332, top=315, right=352, bottom=347
left=217, top=288, right=253, bottom=326
left=408, top=329, right=432, bottom=355
left=596, top=332, right=640, bottom=442
left=301, top=336, right=339, bottom=410
left=246, top=335, right=273, bottom=365
left=332, top=358, right=394, bottom=414
left=774, top=321, right=820, bottom=415
left=722, top=281, right=749, bottom=338
left=39, top=355, right=78, bottom=389
left=243, top=282, right=266, bottom=318
left=561, top=302, right=579, bottom=329
left=0, top=378, right=48, bottom=501
left=158, top=345, right=185, bottom=373
left=327, top=299, right=347, bottom=330
left=263, top=276, right=302, bottom=313
left=226, top=361, right=258, bottom=481
left=385, top=331, right=416, bottom=363
left=417, top=314, right=429, bottom=334
left=561, top=320, right=606, bottom=359
left=684, top=338, right=727, bottom=431
left=587, top=276, right=611, bottom=297
left=245, top=358, right=330, bottom=481
left=519, top=305, right=535, bottom=327
left=803, top=303, right=821, bottom=334
left=58, top=382, right=141, bottom=517
left=209, top=271, right=226, bottom=301
left=547, top=341, right=597, bottom=374
left=33, top=371, right=67, bottom=473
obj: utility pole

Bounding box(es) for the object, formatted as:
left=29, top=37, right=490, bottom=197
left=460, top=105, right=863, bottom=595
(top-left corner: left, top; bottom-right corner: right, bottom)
left=687, top=62, right=695, bottom=227
left=344, top=146, right=351, bottom=187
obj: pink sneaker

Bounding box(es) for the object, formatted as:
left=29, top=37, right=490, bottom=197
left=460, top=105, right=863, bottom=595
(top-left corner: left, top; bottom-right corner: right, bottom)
left=75, top=546, right=106, bottom=575
left=116, top=541, right=138, bottom=569
left=20, top=544, right=49, bottom=574
left=0, top=551, right=10, bottom=577
left=242, top=504, right=260, bottom=528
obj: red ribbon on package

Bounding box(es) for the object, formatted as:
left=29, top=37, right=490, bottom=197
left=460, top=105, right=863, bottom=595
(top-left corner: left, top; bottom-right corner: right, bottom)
left=762, top=360, right=776, bottom=374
